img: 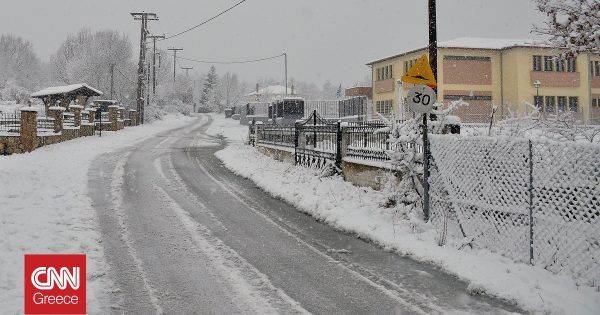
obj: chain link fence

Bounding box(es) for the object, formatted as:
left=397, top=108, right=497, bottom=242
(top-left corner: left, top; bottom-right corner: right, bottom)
left=428, top=135, right=600, bottom=286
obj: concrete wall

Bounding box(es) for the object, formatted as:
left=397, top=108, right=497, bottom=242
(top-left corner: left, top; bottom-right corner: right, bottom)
left=256, top=144, right=400, bottom=191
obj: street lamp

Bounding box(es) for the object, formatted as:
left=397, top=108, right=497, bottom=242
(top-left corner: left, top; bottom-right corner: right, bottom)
left=533, top=80, right=541, bottom=110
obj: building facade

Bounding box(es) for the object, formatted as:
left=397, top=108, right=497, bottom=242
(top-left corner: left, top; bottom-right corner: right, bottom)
left=367, top=38, right=600, bottom=124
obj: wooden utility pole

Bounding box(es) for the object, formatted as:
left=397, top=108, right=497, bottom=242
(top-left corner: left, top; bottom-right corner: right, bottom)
left=167, top=48, right=183, bottom=84
left=181, top=67, right=193, bottom=77
left=131, top=12, right=158, bottom=125
left=423, top=0, right=437, bottom=222
left=147, top=34, right=165, bottom=95
left=109, top=63, right=115, bottom=100
left=284, top=53, right=288, bottom=95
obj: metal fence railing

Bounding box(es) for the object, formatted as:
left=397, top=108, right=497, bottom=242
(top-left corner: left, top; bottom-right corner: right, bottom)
left=37, top=117, right=55, bottom=133
left=257, top=125, right=295, bottom=148
left=0, top=111, right=21, bottom=134
left=63, top=112, right=75, bottom=128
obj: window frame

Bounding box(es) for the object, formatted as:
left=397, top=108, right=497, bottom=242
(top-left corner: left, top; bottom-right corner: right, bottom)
left=544, top=56, right=554, bottom=71
left=533, top=55, right=542, bottom=71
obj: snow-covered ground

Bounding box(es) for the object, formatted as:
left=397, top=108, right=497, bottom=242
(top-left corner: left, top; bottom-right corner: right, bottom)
left=0, top=114, right=194, bottom=314
left=208, top=114, right=600, bottom=315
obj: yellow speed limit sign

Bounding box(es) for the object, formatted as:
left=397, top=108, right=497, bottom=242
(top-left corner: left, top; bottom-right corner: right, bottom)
left=407, top=85, right=436, bottom=114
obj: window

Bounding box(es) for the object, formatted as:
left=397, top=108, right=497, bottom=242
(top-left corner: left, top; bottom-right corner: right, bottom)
left=545, top=96, right=555, bottom=113
left=389, top=65, right=393, bottom=78
left=534, top=95, right=543, bottom=109
left=404, top=61, right=409, bottom=73
left=593, top=61, right=600, bottom=76
left=385, top=66, right=389, bottom=79
left=544, top=56, right=554, bottom=71
left=567, top=57, right=576, bottom=72
left=376, top=68, right=380, bottom=81
left=533, top=55, right=542, bottom=71
left=556, top=59, right=565, bottom=72
left=376, top=100, right=393, bottom=116
left=568, top=96, right=578, bottom=112
left=592, top=98, right=599, bottom=107
left=557, top=96, right=567, bottom=112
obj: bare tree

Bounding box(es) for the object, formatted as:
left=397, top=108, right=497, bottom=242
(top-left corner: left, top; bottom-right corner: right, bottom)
left=0, top=34, right=43, bottom=94
left=532, top=0, right=600, bottom=56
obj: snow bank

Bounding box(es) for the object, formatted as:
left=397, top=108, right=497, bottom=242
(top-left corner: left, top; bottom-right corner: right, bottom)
left=0, top=114, right=194, bottom=314
left=208, top=114, right=600, bottom=315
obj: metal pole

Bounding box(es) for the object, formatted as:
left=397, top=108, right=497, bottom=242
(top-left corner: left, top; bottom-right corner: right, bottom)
left=284, top=53, right=288, bottom=95
left=423, top=0, right=437, bottom=222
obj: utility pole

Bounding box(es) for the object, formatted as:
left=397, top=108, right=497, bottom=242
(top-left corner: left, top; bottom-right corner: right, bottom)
left=109, top=63, right=115, bottom=100
left=284, top=53, right=288, bottom=95
left=147, top=34, right=165, bottom=95
left=181, top=67, right=193, bottom=77
left=423, top=0, right=437, bottom=222
left=167, top=47, right=183, bottom=85
left=131, top=12, right=158, bottom=125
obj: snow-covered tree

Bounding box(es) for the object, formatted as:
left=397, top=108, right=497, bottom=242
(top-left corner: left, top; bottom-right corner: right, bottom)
left=381, top=100, right=467, bottom=220
left=200, top=66, right=220, bottom=112
left=50, top=29, right=136, bottom=106
left=219, top=72, right=246, bottom=108
left=532, top=0, right=600, bottom=56
left=0, top=34, right=43, bottom=99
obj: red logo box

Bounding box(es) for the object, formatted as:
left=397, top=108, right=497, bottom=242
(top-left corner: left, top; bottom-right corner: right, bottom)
left=24, top=254, right=86, bottom=314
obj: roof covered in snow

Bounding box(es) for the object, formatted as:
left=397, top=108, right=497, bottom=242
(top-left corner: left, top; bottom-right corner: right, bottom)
left=31, top=83, right=103, bottom=98
left=246, top=85, right=291, bottom=96
left=366, top=37, right=548, bottom=65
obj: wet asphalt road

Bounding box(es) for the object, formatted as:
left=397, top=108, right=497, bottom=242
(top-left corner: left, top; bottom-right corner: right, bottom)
left=89, top=115, right=523, bottom=314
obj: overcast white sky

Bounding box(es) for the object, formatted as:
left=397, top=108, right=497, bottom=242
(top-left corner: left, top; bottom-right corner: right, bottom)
left=0, top=0, right=546, bottom=86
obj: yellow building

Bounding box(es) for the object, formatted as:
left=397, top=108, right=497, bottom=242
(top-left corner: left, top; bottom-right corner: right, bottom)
left=366, top=38, right=600, bottom=124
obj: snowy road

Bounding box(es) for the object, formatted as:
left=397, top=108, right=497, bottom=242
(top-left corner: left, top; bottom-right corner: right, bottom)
left=89, top=115, right=522, bottom=314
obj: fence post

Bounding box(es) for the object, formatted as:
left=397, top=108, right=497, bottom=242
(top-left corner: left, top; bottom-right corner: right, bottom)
left=528, top=140, right=534, bottom=265
left=312, top=109, right=317, bottom=148
left=86, top=108, right=96, bottom=124
left=19, top=108, right=37, bottom=152
left=70, top=105, right=83, bottom=127
left=336, top=121, right=342, bottom=168
left=129, top=109, right=137, bottom=126
left=294, top=122, right=299, bottom=165
left=108, top=105, right=118, bottom=131
left=47, top=106, right=65, bottom=133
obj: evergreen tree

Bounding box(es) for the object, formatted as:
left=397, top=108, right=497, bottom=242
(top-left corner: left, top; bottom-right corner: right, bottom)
left=200, top=65, right=218, bottom=111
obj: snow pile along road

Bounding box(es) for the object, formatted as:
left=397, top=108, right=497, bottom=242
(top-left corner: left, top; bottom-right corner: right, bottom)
left=208, top=114, right=600, bottom=315
left=0, top=114, right=194, bottom=314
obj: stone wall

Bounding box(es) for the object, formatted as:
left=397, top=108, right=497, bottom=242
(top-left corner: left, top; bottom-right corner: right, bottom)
left=0, top=104, right=137, bottom=155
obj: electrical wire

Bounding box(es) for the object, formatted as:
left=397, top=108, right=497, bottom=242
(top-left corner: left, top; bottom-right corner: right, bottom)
left=158, top=0, right=248, bottom=42
left=115, top=67, right=138, bottom=85
left=162, top=51, right=284, bottom=65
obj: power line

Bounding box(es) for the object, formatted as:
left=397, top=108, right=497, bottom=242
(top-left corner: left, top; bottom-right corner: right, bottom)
left=114, top=67, right=137, bottom=85
left=158, top=0, right=248, bottom=42
left=163, top=51, right=284, bottom=65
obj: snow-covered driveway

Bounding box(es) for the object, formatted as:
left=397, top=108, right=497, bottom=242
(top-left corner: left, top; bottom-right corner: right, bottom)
left=89, top=114, right=521, bottom=314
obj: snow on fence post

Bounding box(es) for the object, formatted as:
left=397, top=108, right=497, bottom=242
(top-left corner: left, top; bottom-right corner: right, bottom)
left=47, top=106, right=65, bottom=133
left=86, top=108, right=96, bottom=124
left=19, top=108, right=37, bottom=152
left=108, top=105, right=119, bottom=131
left=69, top=105, right=83, bottom=127
left=129, top=109, right=137, bottom=126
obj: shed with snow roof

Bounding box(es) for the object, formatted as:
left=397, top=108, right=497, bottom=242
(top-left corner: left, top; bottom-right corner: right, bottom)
left=31, top=83, right=103, bottom=113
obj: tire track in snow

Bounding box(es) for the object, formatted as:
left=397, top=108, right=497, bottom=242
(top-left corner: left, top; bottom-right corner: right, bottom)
left=150, top=154, right=310, bottom=314
left=189, top=153, right=433, bottom=315
left=110, top=152, right=164, bottom=314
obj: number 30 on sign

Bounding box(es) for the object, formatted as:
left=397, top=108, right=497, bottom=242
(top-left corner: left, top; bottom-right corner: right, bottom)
left=407, top=85, right=436, bottom=114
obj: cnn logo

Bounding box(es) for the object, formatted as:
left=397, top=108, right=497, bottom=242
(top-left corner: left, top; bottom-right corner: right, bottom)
left=24, top=254, right=86, bottom=314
